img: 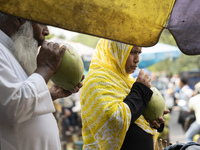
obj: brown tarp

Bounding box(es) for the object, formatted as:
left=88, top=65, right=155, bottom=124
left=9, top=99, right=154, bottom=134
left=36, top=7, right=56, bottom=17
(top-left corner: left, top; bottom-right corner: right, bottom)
left=0, top=0, right=175, bottom=47
left=167, top=0, right=200, bottom=55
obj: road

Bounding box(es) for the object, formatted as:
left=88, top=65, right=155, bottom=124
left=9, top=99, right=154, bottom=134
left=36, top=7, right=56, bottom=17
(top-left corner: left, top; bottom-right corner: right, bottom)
left=168, top=106, right=186, bottom=145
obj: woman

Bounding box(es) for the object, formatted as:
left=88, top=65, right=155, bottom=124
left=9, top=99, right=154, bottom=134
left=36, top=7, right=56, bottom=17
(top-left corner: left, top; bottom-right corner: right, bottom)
left=80, top=39, right=168, bottom=150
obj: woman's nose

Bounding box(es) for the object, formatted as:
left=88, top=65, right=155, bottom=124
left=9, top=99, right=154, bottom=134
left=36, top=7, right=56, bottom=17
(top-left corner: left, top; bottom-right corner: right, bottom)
left=134, top=55, right=140, bottom=63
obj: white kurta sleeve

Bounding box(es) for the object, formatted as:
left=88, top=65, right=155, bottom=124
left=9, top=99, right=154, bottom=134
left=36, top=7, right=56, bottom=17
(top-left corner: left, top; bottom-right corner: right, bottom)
left=0, top=48, right=55, bottom=125
left=188, top=97, right=194, bottom=111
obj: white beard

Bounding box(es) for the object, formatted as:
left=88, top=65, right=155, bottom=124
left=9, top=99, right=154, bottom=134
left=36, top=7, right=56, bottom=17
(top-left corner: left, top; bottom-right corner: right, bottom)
left=11, top=22, right=39, bottom=76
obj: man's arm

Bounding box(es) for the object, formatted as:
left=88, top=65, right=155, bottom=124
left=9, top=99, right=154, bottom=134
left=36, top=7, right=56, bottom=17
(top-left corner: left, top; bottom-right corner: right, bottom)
left=0, top=48, right=55, bottom=125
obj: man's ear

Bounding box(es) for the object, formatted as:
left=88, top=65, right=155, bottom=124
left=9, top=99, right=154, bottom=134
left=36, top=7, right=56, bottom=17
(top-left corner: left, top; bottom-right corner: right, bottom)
left=13, top=17, right=26, bottom=29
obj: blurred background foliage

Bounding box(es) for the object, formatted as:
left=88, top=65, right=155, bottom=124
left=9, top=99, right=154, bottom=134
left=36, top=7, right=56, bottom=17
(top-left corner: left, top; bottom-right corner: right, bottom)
left=150, top=29, right=200, bottom=76
left=71, top=34, right=100, bottom=49
left=47, top=29, right=200, bottom=76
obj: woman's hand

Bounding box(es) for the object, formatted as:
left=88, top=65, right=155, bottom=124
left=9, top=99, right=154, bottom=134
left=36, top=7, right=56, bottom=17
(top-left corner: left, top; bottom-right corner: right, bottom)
left=50, top=75, right=84, bottom=101
left=136, top=69, right=151, bottom=88
left=148, top=110, right=170, bottom=128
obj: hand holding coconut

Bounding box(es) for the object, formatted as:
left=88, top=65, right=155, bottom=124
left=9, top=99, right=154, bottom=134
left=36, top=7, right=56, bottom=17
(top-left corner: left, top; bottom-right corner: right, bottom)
left=50, top=75, right=84, bottom=100
left=148, top=110, right=170, bottom=128
left=35, top=41, right=84, bottom=100
left=35, top=41, right=66, bottom=83
left=51, top=43, right=84, bottom=91
left=143, top=87, right=170, bottom=129
left=136, top=69, right=169, bottom=129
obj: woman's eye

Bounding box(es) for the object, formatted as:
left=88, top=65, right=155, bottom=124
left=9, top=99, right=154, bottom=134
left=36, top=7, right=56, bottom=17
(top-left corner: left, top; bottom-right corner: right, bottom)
left=134, top=51, right=138, bottom=54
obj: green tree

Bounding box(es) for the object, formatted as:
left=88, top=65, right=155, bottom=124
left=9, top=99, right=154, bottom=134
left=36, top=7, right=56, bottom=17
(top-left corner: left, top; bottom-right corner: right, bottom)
left=57, top=34, right=66, bottom=39
left=159, top=29, right=177, bottom=46
left=71, top=34, right=100, bottom=48
left=45, top=34, right=55, bottom=40
left=148, top=29, right=200, bottom=75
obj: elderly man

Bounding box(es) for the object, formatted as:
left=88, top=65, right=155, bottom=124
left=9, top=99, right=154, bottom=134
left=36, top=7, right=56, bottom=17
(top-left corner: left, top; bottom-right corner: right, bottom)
left=0, top=12, right=83, bottom=150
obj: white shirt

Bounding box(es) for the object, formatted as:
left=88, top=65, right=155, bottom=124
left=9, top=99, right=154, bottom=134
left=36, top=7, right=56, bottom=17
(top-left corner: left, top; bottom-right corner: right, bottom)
left=178, top=85, right=193, bottom=111
left=188, top=94, right=200, bottom=125
left=179, top=85, right=193, bottom=101
left=0, top=30, right=61, bottom=150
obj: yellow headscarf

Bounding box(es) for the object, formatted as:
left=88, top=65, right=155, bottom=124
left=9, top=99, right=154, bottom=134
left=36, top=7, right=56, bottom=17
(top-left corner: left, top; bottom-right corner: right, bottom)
left=80, top=39, right=158, bottom=150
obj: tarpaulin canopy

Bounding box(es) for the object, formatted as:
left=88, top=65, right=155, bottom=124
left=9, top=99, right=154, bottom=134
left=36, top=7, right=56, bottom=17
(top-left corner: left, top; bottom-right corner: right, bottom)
left=167, top=0, right=200, bottom=55
left=1, top=0, right=200, bottom=55
left=138, top=43, right=181, bottom=68
left=0, top=0, right=175, bottom=47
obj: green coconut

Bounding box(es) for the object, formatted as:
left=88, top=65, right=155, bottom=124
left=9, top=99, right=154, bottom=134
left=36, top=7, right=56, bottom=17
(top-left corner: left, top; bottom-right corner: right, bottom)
left=143, top=87, right=165, bottom=122
left=51, top=44, right=84, bottom=91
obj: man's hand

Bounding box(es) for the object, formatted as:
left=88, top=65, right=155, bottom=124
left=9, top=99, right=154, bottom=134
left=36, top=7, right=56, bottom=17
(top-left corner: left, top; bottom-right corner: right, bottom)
left=50, top=75, right=85, bottom=101
left=136, top=69, right=151, bottom=88
left=34, top=41, right=66, bottom=83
